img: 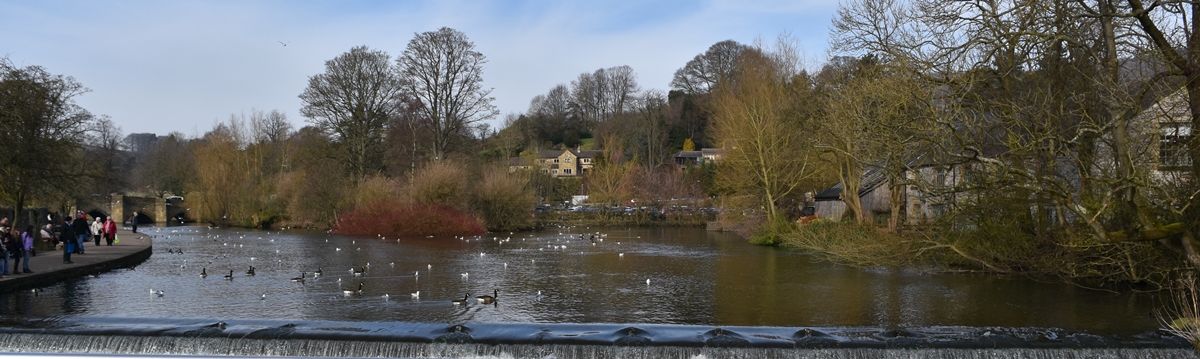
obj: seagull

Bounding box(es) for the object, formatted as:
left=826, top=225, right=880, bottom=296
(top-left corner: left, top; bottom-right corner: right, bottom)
left=279, top=41, right=289, bottom=46
left=411, top=291, right=420, bottom=299
left=260, top=293, right=266, bottom=300
left=646, top=279, right=651, bottom=286
left=461, top=272, right=469, bottom=279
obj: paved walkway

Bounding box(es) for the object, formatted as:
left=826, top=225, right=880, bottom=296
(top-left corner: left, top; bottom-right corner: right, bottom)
left=0, top=229, right=151, bottom=293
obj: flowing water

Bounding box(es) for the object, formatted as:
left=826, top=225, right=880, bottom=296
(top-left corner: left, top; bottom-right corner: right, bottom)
left=0, top=225, right=1190, bottom=357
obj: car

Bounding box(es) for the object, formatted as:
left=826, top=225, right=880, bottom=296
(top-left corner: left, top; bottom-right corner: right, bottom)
left=165, top=196, right=184, bottom=201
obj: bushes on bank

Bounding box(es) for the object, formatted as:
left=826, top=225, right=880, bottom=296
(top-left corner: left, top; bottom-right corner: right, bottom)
left=332, top=198, right=484, bottom=237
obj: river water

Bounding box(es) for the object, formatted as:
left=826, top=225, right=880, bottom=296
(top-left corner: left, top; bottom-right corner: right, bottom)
left=0, top=226, right=1164, bottom=335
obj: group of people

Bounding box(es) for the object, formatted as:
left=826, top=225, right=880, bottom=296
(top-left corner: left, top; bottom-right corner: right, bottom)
left=0, top=218, right=34, bottom=277
left=58, top=212, right=118, bottom=264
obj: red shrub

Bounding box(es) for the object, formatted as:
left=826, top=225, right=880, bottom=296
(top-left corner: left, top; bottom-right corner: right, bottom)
left=333, top=199, right=485, bottom=237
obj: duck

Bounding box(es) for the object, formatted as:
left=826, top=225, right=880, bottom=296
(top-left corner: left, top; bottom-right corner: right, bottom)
left=200, top=268, right=208, bottom=278
left=476, top=289, right=498, bottom=304
left=343, top=282, right=363, bottom=296
left=452, top=293, right=471, bottom=305
left=155, top=290, right=164, bottom=297
left=411, top=291, right=420, bottom=299
left=223, top=270, right=233, bottom=280
left=381, top=293, right=390, bottom=300
left=245, top=266, right=256, bottom=276
left=291, top=272, right=306, bottom=283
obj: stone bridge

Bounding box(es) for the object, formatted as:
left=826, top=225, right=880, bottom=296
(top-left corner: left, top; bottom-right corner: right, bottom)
left=75, top=195, right=189, bottom=224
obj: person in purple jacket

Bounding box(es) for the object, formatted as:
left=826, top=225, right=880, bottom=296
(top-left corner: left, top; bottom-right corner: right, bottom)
left=17, top=225, right=32, bottom=273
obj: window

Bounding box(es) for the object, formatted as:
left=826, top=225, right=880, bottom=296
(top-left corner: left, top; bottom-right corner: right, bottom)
left=552, top=169, right=558, bottom=175
left=564, top=169, right=572, bottom=175
left=935, top=168, right=948, bottom=186
left=1161, top=122, right=1192, bottom=170
left=582, top=158, right=590, bottom=163
left=565, top=157, right=572, bottom=163
left=554, top=158, right=559, bottom=163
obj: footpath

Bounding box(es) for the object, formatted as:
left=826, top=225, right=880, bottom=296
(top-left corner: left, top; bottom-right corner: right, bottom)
left=0, top=229, right=151, bottom=293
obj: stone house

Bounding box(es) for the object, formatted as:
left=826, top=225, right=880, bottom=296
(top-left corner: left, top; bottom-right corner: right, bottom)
left=509, top=149, right=604, bottom=178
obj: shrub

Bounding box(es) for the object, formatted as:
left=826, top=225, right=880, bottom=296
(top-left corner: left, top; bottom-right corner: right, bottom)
left=406, top=161, right=470, bottom=208
left=471, top=167, right=536, bottom=231
left=333, top=198, right=485, bottom=237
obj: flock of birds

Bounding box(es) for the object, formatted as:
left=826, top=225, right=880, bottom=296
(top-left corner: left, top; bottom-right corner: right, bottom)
left=135, top=226, right=642, bottom=308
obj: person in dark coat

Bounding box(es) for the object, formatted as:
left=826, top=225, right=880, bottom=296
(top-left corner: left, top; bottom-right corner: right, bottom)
left=129, top=212, right=139, bottom=233
left=60, top=217, right=75, bottom=264
left=71, top=214, right=89, bottom=255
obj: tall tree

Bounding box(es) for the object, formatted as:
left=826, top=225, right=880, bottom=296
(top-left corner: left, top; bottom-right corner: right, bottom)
left=397, top=27, right=498, bottom=162
left=712, top=49, right=821, bottom=219
left=299, top=45, right=402, bottom=180
left=671, top=40, right=752, bottom=94
left=0, top=59, right=95, bottom=228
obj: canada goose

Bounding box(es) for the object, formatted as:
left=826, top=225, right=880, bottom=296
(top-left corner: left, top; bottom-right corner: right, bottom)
left=476, top=289, right=498, bottom=304
left=452, top=293, right=471, bottom=305
left=245, top=266, right=256, bottom=276
left=291, top=272, right=306, bottom=283
left=343, top=282, right=363, bottom=296
left=411, top=291, right=420, bottom=299
left=352, top=267, right=366, bottom=277
left=200, top=268, right=208, bottom=278
left=223, top=270, right=234, bottom=280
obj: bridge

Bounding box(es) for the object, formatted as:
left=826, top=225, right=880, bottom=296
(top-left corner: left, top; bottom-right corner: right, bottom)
left=75, top=195, right=190, bottom=224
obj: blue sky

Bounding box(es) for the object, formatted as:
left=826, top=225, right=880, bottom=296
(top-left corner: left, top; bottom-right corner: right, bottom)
left=1, top=0, right=839, bottom=137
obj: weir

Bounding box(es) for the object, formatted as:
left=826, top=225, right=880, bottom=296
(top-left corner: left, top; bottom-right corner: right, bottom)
left=0, top=317, right=1195, bottom=358
left=0, top=333, right=1196, bottom=358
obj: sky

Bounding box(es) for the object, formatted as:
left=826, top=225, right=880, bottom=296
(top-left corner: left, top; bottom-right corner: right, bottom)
left=1, top=0, right=839, bottom=137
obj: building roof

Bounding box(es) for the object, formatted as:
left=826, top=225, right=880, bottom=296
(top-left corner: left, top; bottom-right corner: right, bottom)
left=814, top=167, right=889, bottom=201
left=674, top=150, right=702, bottom=158
left=508, top=157, right=527, bottom=166
left=700, top=148, right=724, bottom=156
left=537, top=150, right=562, bottom=159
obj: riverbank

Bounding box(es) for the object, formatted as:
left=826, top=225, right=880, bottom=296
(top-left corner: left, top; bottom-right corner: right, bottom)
left=0, top=229, right=151, bottom=293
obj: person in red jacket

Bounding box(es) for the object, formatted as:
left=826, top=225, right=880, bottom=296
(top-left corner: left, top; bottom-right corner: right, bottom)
left=104, top=217, right=117, bottom=246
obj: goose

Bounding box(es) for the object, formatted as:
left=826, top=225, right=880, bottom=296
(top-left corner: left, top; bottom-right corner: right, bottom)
left=291, top=272, right=306, bottom=283
left=343, top=282, right=363, bottom=296
left=476, top=289, right=498, bottom=304
left=314, top=268, right=323, bottom=277
left=411, top=291, right=420, bottom=299
left=381, top=293, right=390, bottom=300
left=200, top=268, right=208, bottom=278
left=223, top=270, right=234, bottom=280
left=352, top=267, right=366, bottom=277
left=245, top=266, right=256, bottom=276
left=452, top=293, right=471, bottom=305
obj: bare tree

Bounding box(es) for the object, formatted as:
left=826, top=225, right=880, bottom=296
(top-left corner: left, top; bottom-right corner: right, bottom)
left=0, top=58, right=95, bottom=229
left=299, top=45, right=401, bottom=180
left=397, top=27, right=498, bottom=162
left=670, top=40, right=752, bottom=94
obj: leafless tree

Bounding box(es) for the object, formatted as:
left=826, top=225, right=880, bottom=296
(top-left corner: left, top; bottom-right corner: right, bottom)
left=299, top=45, right=401, bottom=180
left=670, top=40, right=752, bottom=94
left=397, top=27, right=499, bottom=162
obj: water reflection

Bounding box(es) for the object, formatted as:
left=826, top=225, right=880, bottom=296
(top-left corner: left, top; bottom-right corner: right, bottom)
left=0, top=226, right=1163, bottom=334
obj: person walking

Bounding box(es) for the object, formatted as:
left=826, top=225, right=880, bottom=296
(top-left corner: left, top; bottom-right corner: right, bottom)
left=18, top=225, right=32, bottom=273
left=90, top=217, right=103, bottom=246
left=60, top=217, right=75, bottom=264
left=103, top=217, right=116, bottom=246
left=71, top=213, right=89, bottom=255
left=129, top=212, right=139, bottom=233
